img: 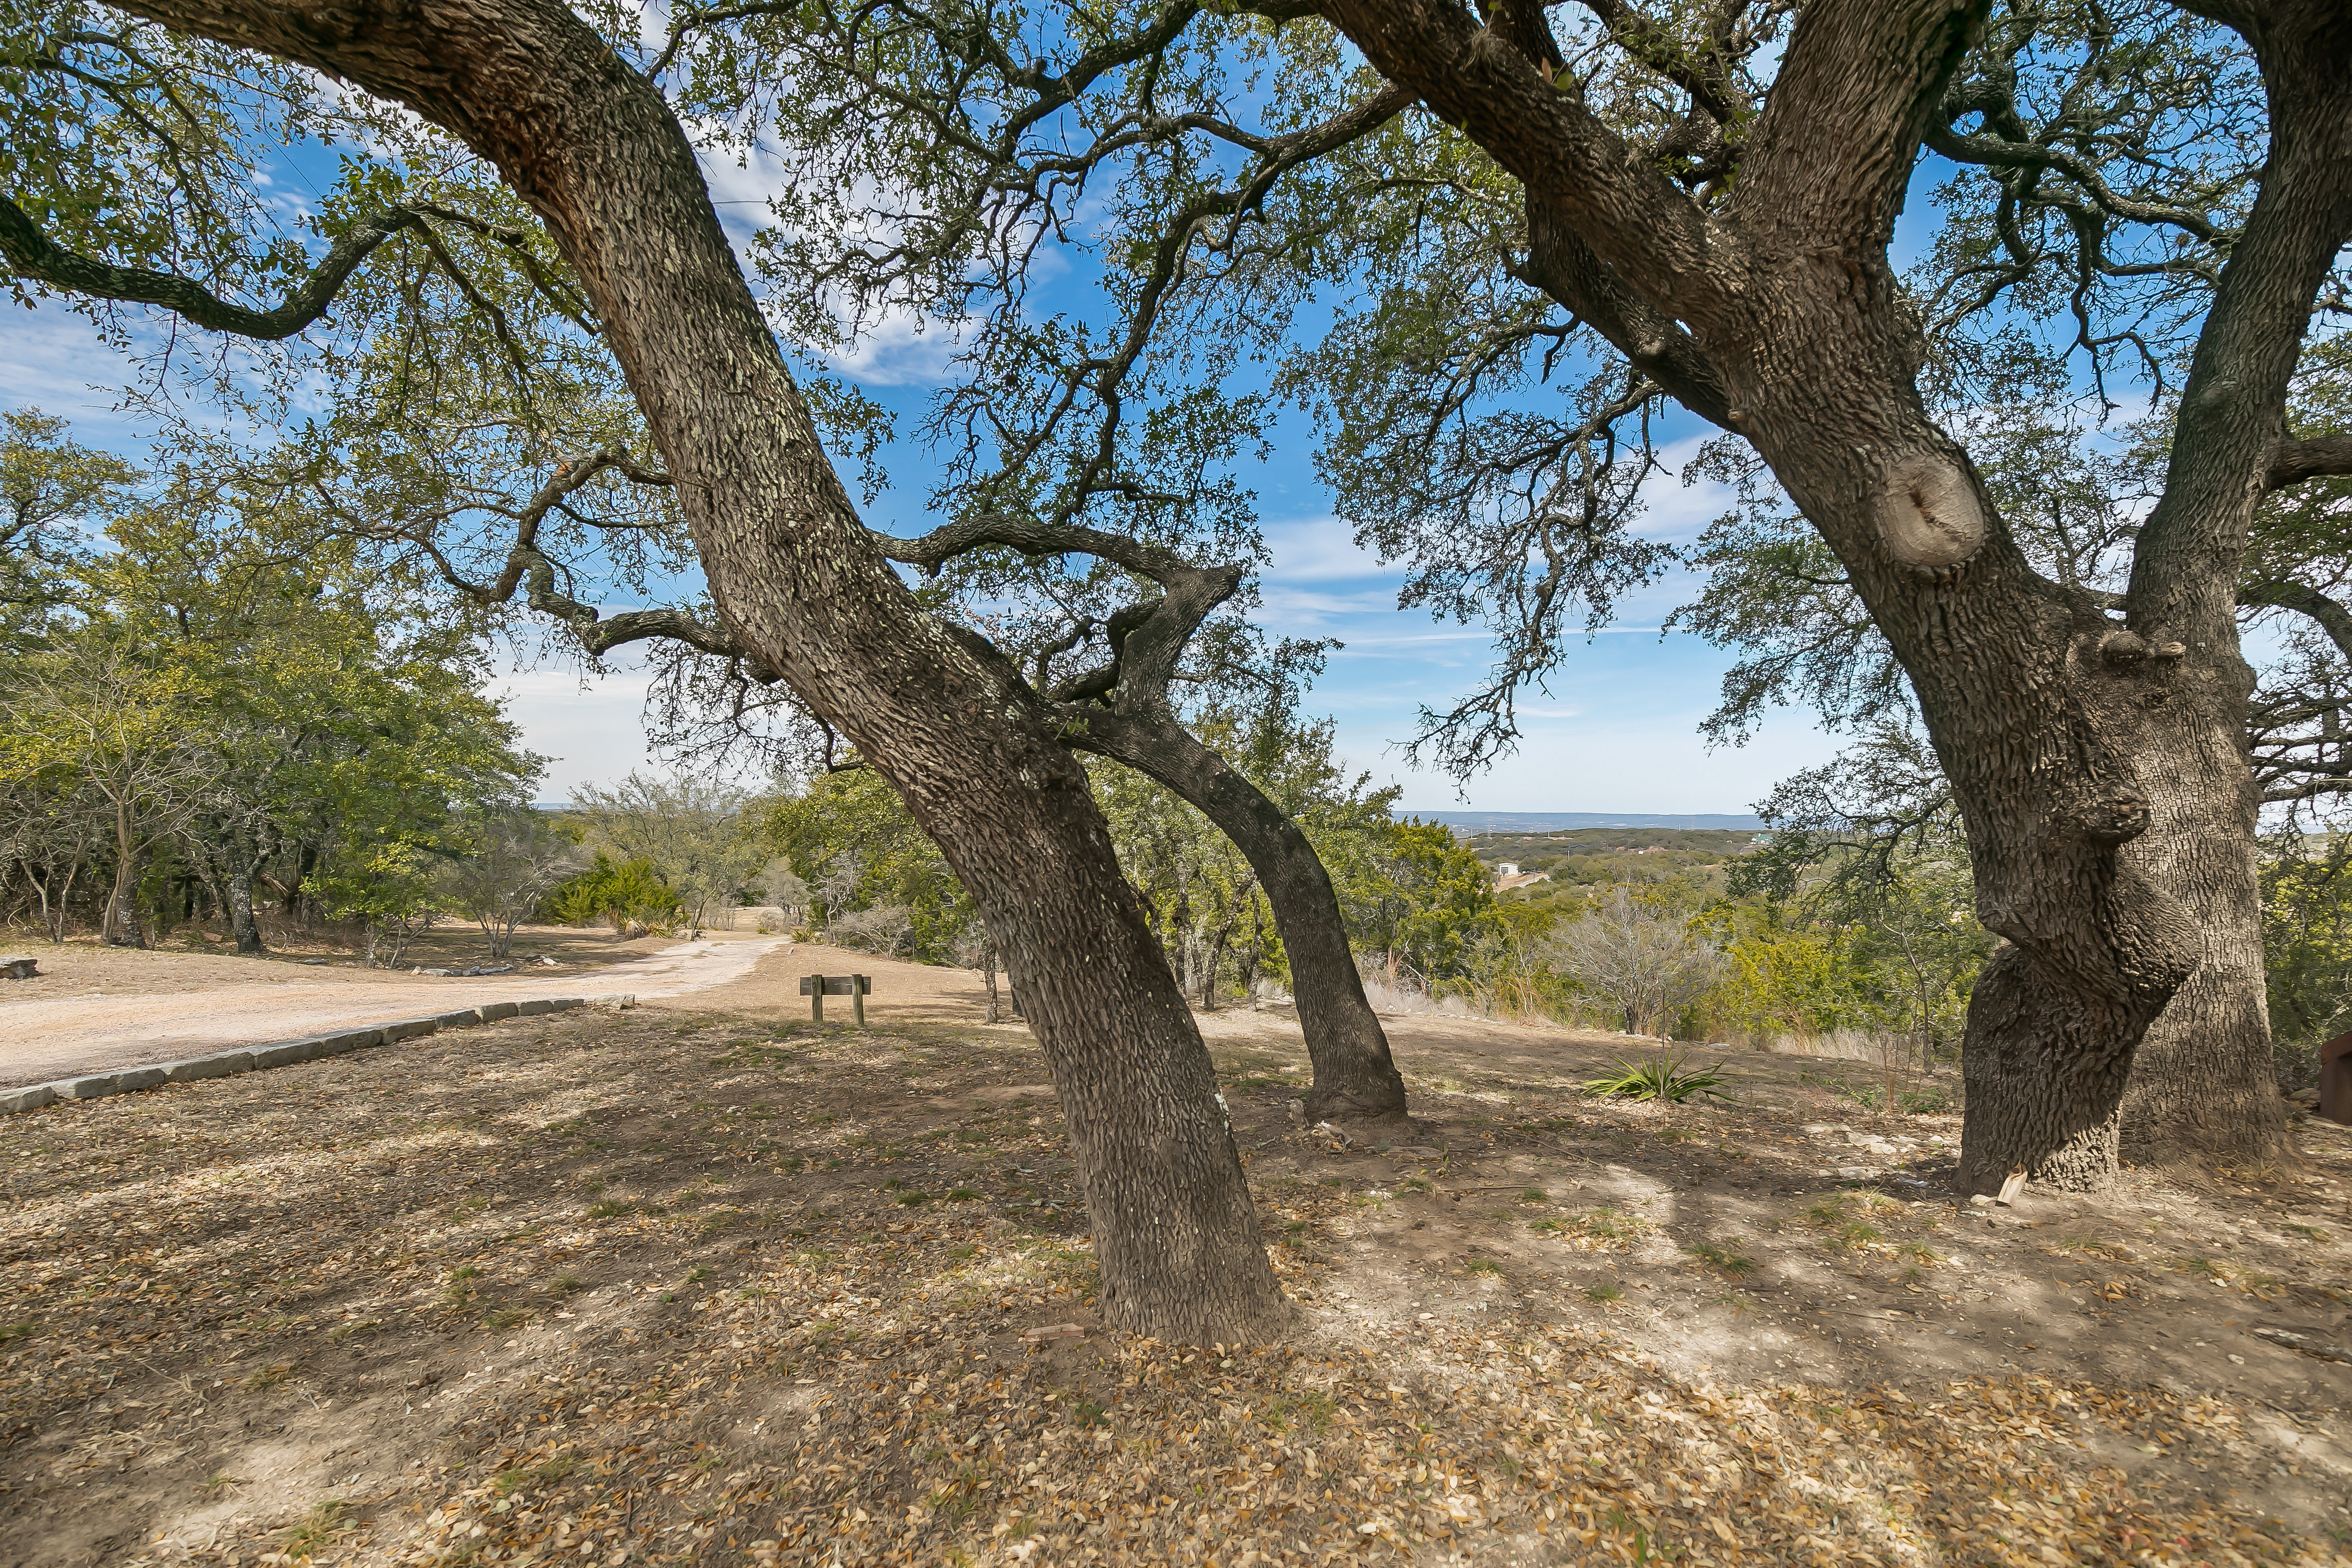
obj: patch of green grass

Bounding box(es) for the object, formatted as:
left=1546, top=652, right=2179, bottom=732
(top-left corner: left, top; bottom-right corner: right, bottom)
left=547, top=1272, right=584, bottom=1296
left=946, top=1187, right=983, bottom=1201
left=1833, top=1221, right=1885, bottom=1249
left=482, top=1307, right=530, bottom=1330
left=948, top=1245, right=978, bottom=1261
left=1683, top=1240, right=1759, bottom=1276
left=894, top=1189, right=932, bottom=1207
left=282, top=1500, right=352, bottom=1555
left=1528, top=1217, right=1564, bottom=1234
left=200, top=1471, right=243, bottom=1495
left=1400, top=1176, right=1434, bottom=1193
left=1716, top=1291, right=1756, bottom=1312
left=1583, top=1282, right=1623, bottom=1304
left=1520, top=1186, right=1549, bottom=1202
left=1466, top=1257, right=1504, bottom=1276
left=2283, top=1223, right=2331, bottom=1241
left=586, top=1200, right=634, bottom=1218
left=1575, top=1207, right=1645, bottom=1242
left=686, top=1265, right=713, bottom=1284
left=242, top=1362, right=296, bottom=1391
left=1258, top=1392, right=1339, bottom=1435
left=326, top=1318, right=383, bottom=1342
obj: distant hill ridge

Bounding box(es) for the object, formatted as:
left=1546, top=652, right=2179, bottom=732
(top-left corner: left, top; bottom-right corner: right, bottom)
left=1398, top=810, right=1766, bottom=832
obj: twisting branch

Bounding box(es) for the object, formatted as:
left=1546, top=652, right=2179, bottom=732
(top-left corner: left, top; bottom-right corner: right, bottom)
left=317, top=445, right=750, bottom=666
left=2242, top=579, right=2352, bottom=666
left=0, top=197, right=423, bottom=340
left=882, top=513, right=1190, bottom=582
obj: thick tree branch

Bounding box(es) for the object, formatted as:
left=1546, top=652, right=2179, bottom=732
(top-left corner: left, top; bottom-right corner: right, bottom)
left=881, top=514, right=1191, bottom=582
left=1583, top=0, right=1744, bottom=128
left=1315, top=0, right=1734, bottom=330
left=0, top=196, right=421, bottom=340
left=1516, top=202, right=1735, bottom=428
left=2124, top=9, right=2352, bottom=634
left=1729, top=0, right=1978, bottom=252
left=2266, top=434, right=2352, bottom=491
left=1923, top=122, right=2227, bottom=246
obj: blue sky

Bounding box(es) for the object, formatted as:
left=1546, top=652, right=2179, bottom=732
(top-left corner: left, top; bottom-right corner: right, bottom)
left=1, top=83, right=1857, bottom=816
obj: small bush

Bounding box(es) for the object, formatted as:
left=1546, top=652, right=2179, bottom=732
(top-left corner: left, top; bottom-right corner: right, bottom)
left=1581, top=1050, right=1732, bottom=1104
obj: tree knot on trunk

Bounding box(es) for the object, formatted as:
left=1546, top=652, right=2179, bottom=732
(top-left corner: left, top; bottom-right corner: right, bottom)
left=2074, top=789, right=2152, bottom=847
left=2097, top=628, right=2190, bottom=667
left=1872, top=451, right=1985, bottom=573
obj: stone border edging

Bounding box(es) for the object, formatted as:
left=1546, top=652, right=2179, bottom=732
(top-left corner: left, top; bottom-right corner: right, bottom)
left=0, top=996, right=590, bottom=1115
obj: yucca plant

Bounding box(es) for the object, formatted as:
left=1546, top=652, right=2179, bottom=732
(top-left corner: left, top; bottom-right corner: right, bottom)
left=1580, top=1050, right=1732, bottom=1104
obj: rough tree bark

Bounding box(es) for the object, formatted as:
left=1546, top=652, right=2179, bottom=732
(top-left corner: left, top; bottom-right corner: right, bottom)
left=889, top=521, right=1415, bottom=1130
left=1317, top=0, right=2352, bottom=1190
left=96, top=0, right=1286, bottom=1341
left=226, top=858, right=263, bottom=955
left=1085, top=711, right=1411, bottom=1127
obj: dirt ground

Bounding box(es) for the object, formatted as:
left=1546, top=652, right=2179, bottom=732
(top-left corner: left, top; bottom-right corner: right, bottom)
left=0, top=932, right=788, bottom=1089
left=1, top=942, right=2346, bottom=1568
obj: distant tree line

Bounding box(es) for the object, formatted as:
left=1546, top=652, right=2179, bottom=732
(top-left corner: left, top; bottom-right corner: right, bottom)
left=0, top=413, right=544, bottom=959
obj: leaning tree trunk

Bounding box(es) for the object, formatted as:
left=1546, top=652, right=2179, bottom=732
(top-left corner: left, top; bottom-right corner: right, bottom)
left=113, top=0, right=1289, bottom=1342
left=1335, top=0, right=2347, bottom=1194
left=1085, top=711, right=1412, bottom=1129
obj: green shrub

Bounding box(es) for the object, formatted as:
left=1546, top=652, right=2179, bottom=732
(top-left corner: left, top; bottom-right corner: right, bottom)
left=1581, top=1050, right=1732, bottom=1104
left=542, top=852, right=677, bottom=931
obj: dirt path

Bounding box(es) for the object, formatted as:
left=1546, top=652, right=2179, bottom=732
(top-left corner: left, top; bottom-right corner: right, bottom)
left=1, top=995, right=2343, bottom=1568
left=0, top=935, right=790, bottom=1090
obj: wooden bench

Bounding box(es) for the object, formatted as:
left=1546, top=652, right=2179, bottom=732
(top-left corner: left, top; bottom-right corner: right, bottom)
left=799, top=973, right=871, bottom=1025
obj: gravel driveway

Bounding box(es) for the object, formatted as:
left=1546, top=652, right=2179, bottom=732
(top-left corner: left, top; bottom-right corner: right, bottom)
left=0, top=935, right=790, bottom=1089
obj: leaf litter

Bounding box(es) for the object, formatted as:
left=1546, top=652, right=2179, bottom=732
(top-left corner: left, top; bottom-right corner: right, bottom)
left=0, top=1005, right=2344, bottom=1567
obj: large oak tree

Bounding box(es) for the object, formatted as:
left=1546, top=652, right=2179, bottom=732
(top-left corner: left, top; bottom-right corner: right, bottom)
left=1300, top=0, right=2351, bottom=1189
left=3, top=0, right=1296, bottom=1341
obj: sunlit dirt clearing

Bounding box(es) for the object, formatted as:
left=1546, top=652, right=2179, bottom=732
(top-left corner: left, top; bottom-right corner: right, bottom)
left=2, top=952, right=2346, bottom=1567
